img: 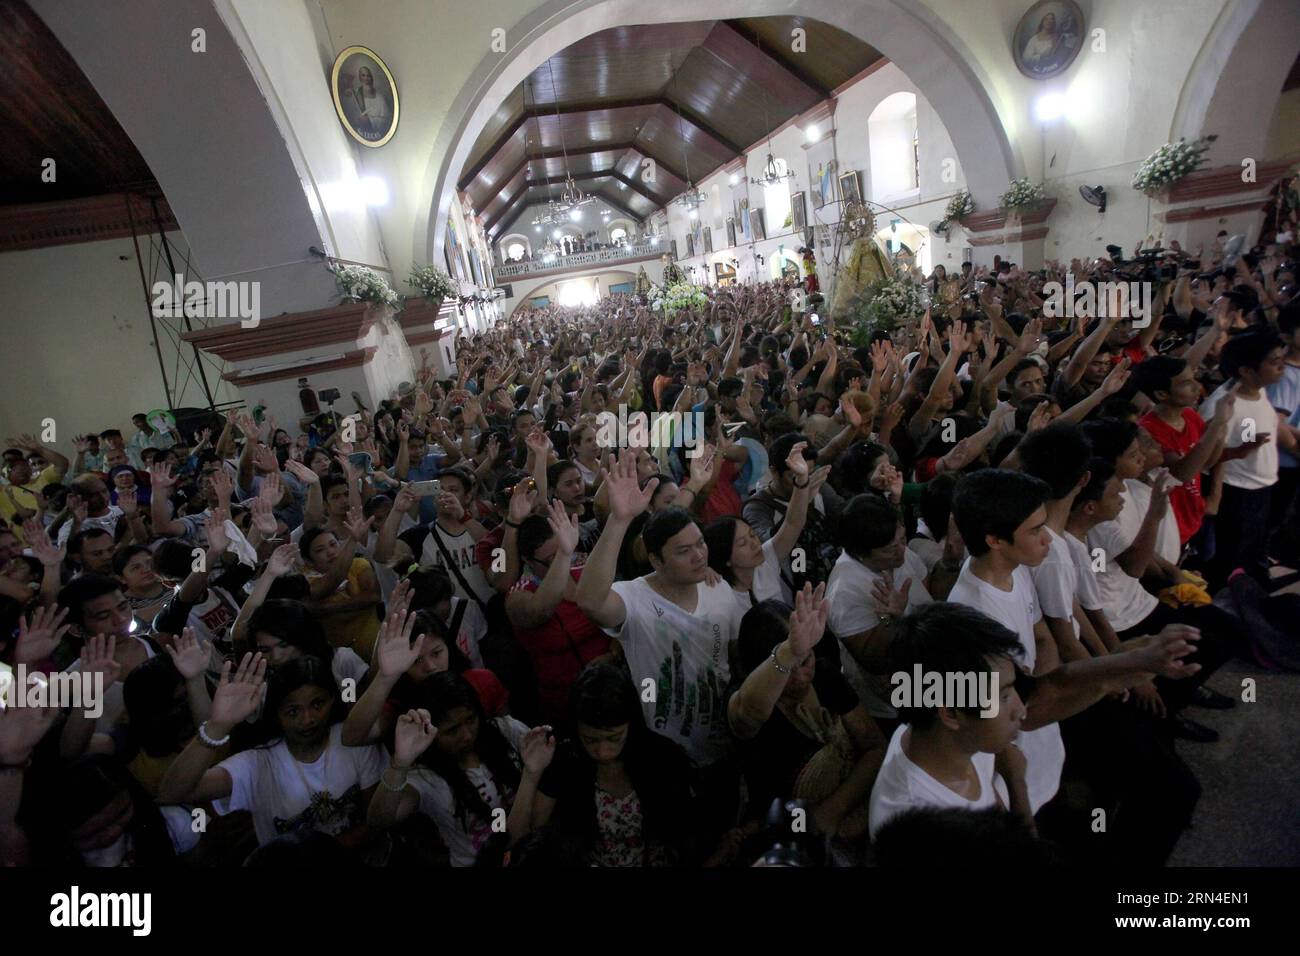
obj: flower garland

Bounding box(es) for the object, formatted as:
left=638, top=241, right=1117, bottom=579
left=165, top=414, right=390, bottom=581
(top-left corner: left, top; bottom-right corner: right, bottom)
left=408, top=264, right=456, bottom=301
left=1001, top=178, right=1046, bottom=209
left=850, top=273, right=924, bottom=344
left=1131, top=135, right=1217, bottom=196
left=332, top=265, right=400, bottom=308
left=944, top=190, right=976, bottom=223
left=650, top=281, right=709, bottom=315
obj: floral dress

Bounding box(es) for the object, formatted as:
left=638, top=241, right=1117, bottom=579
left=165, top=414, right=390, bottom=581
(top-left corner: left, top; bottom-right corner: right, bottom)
left=589, top=787, right=668, bottom=867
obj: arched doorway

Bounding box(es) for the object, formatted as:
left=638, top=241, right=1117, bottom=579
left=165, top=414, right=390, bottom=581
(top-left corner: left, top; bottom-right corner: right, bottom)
left=420, top=0, right=1021, bottom=268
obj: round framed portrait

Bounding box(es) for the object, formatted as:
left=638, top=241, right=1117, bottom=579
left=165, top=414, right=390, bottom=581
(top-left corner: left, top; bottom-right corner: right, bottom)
left=331, top=45, right=399, bottom=147
left=1012, top=0, right=1085, bottom=80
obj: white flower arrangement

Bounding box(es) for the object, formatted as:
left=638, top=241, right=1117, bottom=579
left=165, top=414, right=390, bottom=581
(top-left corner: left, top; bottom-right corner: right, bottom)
left=944, top=190, right=976, bottom=222
left=861, top=273, right=924, bottom=331
left=332, top=265, right=400, bottom=308
left=408, top=264, right=456, bottom=301
left=650, top=281, right=709, bottom=315
left=1000, top=178, right=1047, bottom=209
left=1131, top=135, right=1217, bottom=195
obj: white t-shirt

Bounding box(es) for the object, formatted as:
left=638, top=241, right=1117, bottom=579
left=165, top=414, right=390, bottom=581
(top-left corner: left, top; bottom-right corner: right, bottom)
left=729, top=537, right=791, bottom=614
left=445, top=596, right=488, bottom=669
left=1030, top=528, right=1082, bottom=638
left=907, top=534, right=944, bottom=574
left=56, top=507, right=124, bottom=549
left=1200, top=385, right=1279, bottom=490
left=868, top=724, right=1009, bottom=837
left=400, top=523, right=496, bottom=606
left=825, top=548, right=933, bottom=718
left=1124, top=478, right=1181, bottom=565
left=1086, top=490, right=1161, bottom=632
left=406, top=716, right=528, bottom=867
left=1063, top=530, right=1105, bottom=613
left=213, top=724, right=387, bottom=846
left=606, top=576, right=742, bottom=766
left=946, top=560, right=1064, bottom=813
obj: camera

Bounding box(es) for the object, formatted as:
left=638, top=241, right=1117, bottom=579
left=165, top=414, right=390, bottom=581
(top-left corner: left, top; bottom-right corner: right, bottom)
left=318, top=387, right=341, bottom=404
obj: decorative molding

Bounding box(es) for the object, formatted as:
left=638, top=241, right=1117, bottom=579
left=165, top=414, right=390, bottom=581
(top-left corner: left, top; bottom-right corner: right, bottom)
left=222, top=347, right=378, bottom=386
left=961, top=198, right=1057, bottom=233
left=967, top=225, right=1051, bottom=247
left=397, top=296, right=451, bottom=330
left=723, top=155, right=748, bottom=176
left=493, top=252, right=663, bottom=284
left=180, top=301, right=381, bottom=361
left=405, top=328, right=455, bottom=347
left=1157, top=198, right=1268, bottom=224
left=0, top=191, right=176, bottom=253
left=1165, top=157, right=1298, bottom=203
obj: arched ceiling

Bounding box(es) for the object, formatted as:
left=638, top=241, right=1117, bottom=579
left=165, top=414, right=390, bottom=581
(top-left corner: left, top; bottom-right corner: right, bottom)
left=463, top=17, right=884, bottom=240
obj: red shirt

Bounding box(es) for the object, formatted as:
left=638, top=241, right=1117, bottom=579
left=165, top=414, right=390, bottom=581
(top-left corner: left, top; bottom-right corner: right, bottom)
left=1139, top=408, right=1206, bottom=543
left=702, top=459, right=743, bottom=523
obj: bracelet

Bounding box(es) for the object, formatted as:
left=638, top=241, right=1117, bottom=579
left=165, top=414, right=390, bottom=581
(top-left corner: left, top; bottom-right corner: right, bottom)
left=197, top=722, right=231, bottom=748
left=504, top=520, right=522, bottom=529
left=793, top=477, right=809, bottom=488
left=769, top=645, right=791, bottom=675
left=380, top=765, right=410, bottom=792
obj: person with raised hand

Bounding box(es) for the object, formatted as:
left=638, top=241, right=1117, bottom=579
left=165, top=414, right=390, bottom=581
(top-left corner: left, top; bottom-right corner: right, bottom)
left=301, top=508, right=380, bottom=660
left=160, top=652, right=387, bottom=850
left=575, top=446, right=746, bottom=843
left=339, top=582, right=426, bottom=746
left=365, top=672, right=534, bottom=866
left=729, top=583, right=887, bottom=845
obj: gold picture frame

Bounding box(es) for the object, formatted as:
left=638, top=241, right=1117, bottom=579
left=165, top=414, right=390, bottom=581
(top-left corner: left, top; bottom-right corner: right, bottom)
left=331, top=45, right=400, bottom=148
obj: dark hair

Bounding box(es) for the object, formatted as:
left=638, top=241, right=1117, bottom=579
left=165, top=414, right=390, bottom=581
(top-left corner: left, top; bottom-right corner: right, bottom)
left=151, top=538, right=197, bottom=580
left=1013, top=395, right=1055, bottom=433
left=951, top=469, right=1051, bottom=557
left=569, top=661, right=642, bottom=730
left=919, top=472, right=959, bottom=544
left=887, top=602, right=1022, bottom=728
left=362, top=493, right=392, bottom=519
left=248, top=599, right=332, bottom=663
left=1219, top=329, right=1283, bottom=379
left=1017, top=423, right=1092, bottom=499
left=835, top=440, right=893, bottom=496
left=1278, top=299, right=1300, bottom=337
left=68, top=527, right=112, bottom=556
left=516, top=513, right=554, bottom=562
left=641, top=507, right=697, bottom=559
left=1009, top=358, right=1043, bottom=389
left=405, top=567, right=456, bottom=612
left=298, top=526, right=341, bottom=563
left=123, top=655, right=191, bottom=758
left=1071, top=457, right=1116, bottom=512
left=547, top=459, right=582, bottom=488
left=718, top=377, right=744, bottom=399
left=56, top=573, right=124, bottom=629
left=111, top=544, right=152, bottom=577
left=1131, top=355, right=1187, bottom=401
left=989, top=430, right=1024, bottom=468
left=737, top=599, right=794, bottom=673
left=768, top=432, right=816, bottom=477
left=439, top=464, right=477, bottom=496
left=837, top=494, right=902, bottom=558
left=259, top=655, right=345, bottom=744
left=1078, top=418, right=1138, bottom=465
left=409, top=608, right=471, bottom=671
left=871, top=806, right=1056, bottom=867
left=1096, top=397, right=1138, bottom=421
left=703, top=516, right=747, bottom=584
left=320, top=474, right=349, bottom=500
left=404, top=672, right=521, bottom=829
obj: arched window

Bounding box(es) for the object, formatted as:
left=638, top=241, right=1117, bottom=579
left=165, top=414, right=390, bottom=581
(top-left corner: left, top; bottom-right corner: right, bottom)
left=762, top=157, right=792, bottom=234
left=609, top=227, right=627, bottom=244
left=868, top=92, right=919, bottom=199
left=506, top=241, right=525, bottom=261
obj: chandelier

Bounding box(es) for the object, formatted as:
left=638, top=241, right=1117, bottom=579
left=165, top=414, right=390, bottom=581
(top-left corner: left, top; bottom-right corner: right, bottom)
left=669, top=61, right=707, bottom=212
left=748, top=33, right=794, bottom=189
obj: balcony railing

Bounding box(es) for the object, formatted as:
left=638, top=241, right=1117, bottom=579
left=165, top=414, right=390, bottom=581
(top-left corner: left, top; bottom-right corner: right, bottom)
left=494, top=240, right=667, bottom=278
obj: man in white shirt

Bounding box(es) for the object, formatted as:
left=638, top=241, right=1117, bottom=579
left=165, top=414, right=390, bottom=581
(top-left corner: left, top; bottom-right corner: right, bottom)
left=576, top=449, right=744, bottom=841
left=1199, top=331, right=1296, bottom=587
left=825, top=494, right=934, bottom=721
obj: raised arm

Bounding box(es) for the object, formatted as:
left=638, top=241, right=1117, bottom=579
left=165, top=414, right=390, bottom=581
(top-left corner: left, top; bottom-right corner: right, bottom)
left=575, top=450, right=654, bottom=628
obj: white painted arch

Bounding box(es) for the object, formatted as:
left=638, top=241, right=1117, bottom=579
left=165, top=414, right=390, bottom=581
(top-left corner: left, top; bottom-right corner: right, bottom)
left=418, top=0, right=1023, bottom=269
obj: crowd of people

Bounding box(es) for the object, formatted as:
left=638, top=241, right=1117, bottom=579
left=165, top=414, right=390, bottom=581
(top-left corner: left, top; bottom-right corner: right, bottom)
left=1, top=224, right=1297, bottom=868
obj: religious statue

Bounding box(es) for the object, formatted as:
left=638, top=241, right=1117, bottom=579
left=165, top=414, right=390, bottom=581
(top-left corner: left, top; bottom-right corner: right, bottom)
left=798, top=246, right=820, bottom=296
left=661, top=253, right=684, bottom=286
left=634, top=266, right=652, bottom=298
left=830, top=234, right=893, bottom=322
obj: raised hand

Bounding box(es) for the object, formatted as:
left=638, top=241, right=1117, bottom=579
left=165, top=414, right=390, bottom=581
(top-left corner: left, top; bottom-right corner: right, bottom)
left=375, top=600, right=424, bottom=679
left=688, top=443, right=718, bottom=490
left=392, top=708, right=437, bottom=768
left=606, top=447, right=658, bottom=521
left=257, top=469, right=284, bottom=507
left=343, top=507, right=374, bottom=543
left=436, top=490, right=465, bottom=522
left=870, top=571, right=912, bottom=619
left=508, top=478, right=539, bottom=524
left=21, top=520, right=63, bottom=568
left=0, top=689, right=59, bottom=765
left=1100, top=356, right=1132, bottom=396
left=253, top=445, right=279, bottom=476
left=879, top=400, right=905, bottom=439
left=205, top=508, right=230, bottom=556
left=785, top=441, right=811, bottom=483
left=266, top=542, right=300, bottom=578
left=207, top=653, right=268, bottom=735
left=249, top=497, right=278, bottom=537
left=840, top=394, right=864, bottom=429
left=163, top=628, right=208, bottom=681
left=1133, top=624, right=1202, bottom=680
left=67, top=494, right=88, bottom=524
left=519, top=726, right=557, bottom=774
left=81, top=634, right=122, bottom=686
left=73, top=434, right=93, bottom=454
left=14, top=605, right=71, bottom=664
left=149, top=462, right=177, bottom=490
left=524, top=425, right=552, bottom=460
left=1026, top=401, right=1054, bottom=433
left=283, top=459, right=320, bottom=486
left=786, top=582, right=829, bottom=659
left=546, top=497, right=581, bottom=556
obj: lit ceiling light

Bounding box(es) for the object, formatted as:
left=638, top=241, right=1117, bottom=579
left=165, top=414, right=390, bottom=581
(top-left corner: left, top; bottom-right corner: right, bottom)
left=552, top=228, right=563, bottom=239
left=1034, top=92, right=1068, bottom=123
left=570, top=208, right=582, bottom=221
left=688, top=209, right=698, bottom=220
left=534, top=225, right=541, bottom=232
left=805, top=124, right=820, bottom=143
left=729, top=173, right=740, bottom=186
